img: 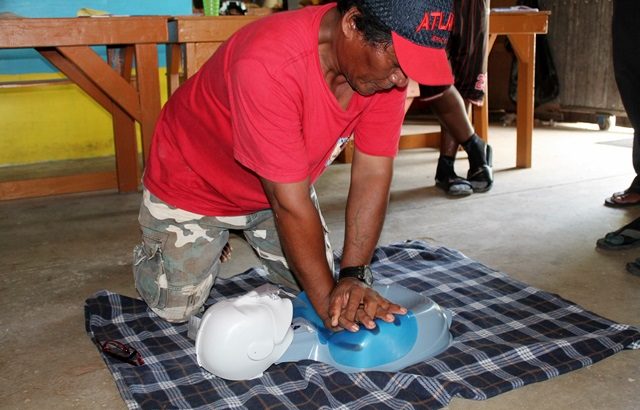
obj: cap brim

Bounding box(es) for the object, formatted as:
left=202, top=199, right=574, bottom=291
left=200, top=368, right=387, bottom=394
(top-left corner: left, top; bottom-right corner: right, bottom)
left=392, top=32, right=453, bottom=86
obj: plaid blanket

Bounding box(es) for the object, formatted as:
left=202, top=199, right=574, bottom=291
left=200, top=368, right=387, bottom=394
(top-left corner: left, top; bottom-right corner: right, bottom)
left=85, top=240, right=640, bottom=409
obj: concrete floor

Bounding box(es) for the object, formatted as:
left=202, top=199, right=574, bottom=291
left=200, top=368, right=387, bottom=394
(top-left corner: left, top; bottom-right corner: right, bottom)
left=1, top=122, right=639, bottom=409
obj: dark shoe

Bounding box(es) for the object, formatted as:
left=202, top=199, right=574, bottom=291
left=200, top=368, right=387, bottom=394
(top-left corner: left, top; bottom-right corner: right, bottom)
left=467, top=144, right=493, bottom=193
left=596, top=217, right=640, bottom=250
left=435, top=175, right=473, bottom=196
left=604, top=189, right=640, bottom=208
left=625, top=258, right=640, bottom=276
left=435, top=156, right=473, bottom=196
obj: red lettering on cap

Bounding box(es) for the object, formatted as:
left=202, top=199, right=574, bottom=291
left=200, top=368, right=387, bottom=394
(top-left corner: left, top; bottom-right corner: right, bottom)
left=431, top=34, right=446, bottom=44
left=415, top=11, right=455, bottom=33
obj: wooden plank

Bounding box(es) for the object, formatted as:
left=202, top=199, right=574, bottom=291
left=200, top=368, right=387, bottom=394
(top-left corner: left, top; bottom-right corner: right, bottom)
left=111, top=105, right=139, bottom=193
left=166, top=16, right=265, bottom=93
left=191, top=42, right=222, bottom=76
left=337, top=132, right=441, bottom=164
left=337, top=141, right=355, bottom=164
left=135, top=43, right=162, bottom=163
left=0, top=172, right=117, bottom=201
left=108, top=47, right=140, bottom=192
left=166, top=43, right=183, bottom=96
left=398, top=132, right=441, bottom=150
left=472, top=100, right=489, bottom=142
left=0, top=17, right=168, bottom=48
left=0, top=78, right=72, bottom=88
left=489, top=12, right=549, bottom=34
left=170, top=16, right=261, bottom=42
left=180, top=42, right=222, bottom=79
left=510, top=34, right=536, bottom=168
left=57, top=46, right=142, bottom=120
left=38, top=48, right=113, bottom=111
left=108, top=46, right=135, bottom=82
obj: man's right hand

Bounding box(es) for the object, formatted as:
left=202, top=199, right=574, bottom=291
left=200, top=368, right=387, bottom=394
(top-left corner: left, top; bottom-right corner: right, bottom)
left=325, top=278, right=407, bottom=332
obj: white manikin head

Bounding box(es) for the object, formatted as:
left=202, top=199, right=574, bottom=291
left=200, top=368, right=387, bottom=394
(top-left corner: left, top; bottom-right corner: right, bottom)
left=195, top=286, right=294, bottom=380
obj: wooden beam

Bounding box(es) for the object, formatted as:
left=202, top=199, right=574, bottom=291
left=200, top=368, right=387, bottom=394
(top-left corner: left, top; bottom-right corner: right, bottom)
left=0, top=172, right=117, bottom=201
left=0, top=17, right=168, bottom=48
left=57, top=46, right=142, bottom=120
left=170, top=16, right=261, bottom=42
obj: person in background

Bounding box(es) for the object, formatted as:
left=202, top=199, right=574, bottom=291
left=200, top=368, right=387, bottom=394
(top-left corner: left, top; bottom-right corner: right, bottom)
left=596, top=0, right=640, bottom=276
left=133, top=0, right=457, bottom=331
left=603, top=1, right=640, bottom=208
left=418, top=0, right=493, bottom=196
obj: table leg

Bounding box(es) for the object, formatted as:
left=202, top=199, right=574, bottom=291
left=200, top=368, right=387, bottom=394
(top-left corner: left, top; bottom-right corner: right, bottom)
left=472, top=97, right=489, bottom=142
left=108, top=46, right=139, bottom=192
left=166, top=43, right=182, bottom=96
left=473, top=34, right=498, bottom=143
left=134, top=43, right=162, bottom=166
left=508, top=34, right=536, bottom=168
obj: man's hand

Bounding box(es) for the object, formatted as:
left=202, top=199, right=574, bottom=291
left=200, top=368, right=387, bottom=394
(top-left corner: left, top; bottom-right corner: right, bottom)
left=327, top=278, right=407, bottom=332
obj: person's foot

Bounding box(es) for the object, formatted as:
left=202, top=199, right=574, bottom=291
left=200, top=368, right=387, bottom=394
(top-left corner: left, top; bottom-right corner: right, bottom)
left=435, top=174, right=473, bottom=196
left=220, top=242, right=233, bottom=263
left=604, top=190, right=640, bottom=208
left=467, top=163, right=493, bottom=193
left=435, top=156, right=473, bottom=196
left=463, top=135, right=493, bottom=193
left=596, top=217, right=640, bottom=251
left=625, top=258, right=640, bottom=276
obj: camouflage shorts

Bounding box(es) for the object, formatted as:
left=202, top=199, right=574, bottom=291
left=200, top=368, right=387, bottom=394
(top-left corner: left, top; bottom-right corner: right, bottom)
left=133, top=187, right=333, bottom=323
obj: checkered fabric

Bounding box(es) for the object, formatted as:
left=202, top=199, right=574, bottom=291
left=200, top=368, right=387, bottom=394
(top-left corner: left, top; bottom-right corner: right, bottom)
left=85, top=240, right=640, bottom=410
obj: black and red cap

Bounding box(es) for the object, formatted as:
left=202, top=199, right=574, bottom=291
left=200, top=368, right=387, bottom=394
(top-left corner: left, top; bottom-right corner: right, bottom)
left=363, top=0, right=454, bottom=86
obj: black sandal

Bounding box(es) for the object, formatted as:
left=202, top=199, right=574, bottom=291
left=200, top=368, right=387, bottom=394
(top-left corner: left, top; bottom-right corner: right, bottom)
left=435, top=156, right=473, bottom=196
left=596, top=217, right=640, bottom=251
left=625, top=258, right=640, bottom=276
left=435, top=174, right=473, bottom=196
left=467, top=144, right=493, bottom=193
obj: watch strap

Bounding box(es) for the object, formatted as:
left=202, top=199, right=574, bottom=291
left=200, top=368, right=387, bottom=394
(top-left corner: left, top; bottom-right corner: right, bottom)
left=338, top=265, right=373, bottom=286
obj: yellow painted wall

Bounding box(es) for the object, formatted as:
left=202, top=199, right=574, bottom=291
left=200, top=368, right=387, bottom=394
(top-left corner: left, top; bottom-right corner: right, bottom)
left=0, top=70, right=169, bottom=166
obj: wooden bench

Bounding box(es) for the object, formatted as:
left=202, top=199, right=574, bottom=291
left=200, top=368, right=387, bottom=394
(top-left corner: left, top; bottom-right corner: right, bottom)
left=0, top=16, right=167, bottom=200
left=166, top=16, right=262, bottom=96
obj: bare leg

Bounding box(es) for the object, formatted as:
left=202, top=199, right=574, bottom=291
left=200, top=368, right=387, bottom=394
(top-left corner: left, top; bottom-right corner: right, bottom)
left=430, top=86, right=475, bottom=151
left=440, top=126, right=462, bottom=158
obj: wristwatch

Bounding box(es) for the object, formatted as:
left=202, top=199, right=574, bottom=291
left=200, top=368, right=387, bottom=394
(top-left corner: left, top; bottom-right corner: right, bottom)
left=338, top=265, right=374, bottom=287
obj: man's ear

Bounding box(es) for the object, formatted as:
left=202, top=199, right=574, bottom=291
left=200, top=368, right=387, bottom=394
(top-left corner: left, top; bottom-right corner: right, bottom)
left=341, top=6, right=360, bottom=41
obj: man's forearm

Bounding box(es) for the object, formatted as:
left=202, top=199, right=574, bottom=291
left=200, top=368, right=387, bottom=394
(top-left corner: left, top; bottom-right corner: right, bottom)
left=341, top=151, right=394, bottom=269
left=260, top=178, right=336, bottom=321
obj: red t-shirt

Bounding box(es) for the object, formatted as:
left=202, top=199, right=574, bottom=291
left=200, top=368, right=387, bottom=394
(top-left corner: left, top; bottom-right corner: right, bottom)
left=144, top=4, right=407, bottom=216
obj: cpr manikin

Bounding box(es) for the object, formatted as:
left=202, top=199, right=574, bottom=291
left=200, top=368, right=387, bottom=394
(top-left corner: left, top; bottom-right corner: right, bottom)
left=194, top=286, right=295, bottom=380
left=192, top=283, right=453, bottom=380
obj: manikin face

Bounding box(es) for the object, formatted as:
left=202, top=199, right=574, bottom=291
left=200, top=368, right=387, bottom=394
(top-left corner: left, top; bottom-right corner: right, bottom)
left=196, top=287, right=294, bottom=381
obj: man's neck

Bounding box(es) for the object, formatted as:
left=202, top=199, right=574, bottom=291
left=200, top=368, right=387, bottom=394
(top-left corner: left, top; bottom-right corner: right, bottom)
left=318, top=8, right=354, bottom=109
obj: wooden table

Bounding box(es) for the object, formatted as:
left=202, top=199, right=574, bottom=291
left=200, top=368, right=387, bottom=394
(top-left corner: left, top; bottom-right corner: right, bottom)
left=480, top=10, right=550, bottom=168
left=0, top=16, right=167, bottom=200
left=166, top=16, right=261, bottom=96
left=369, top=10, right=550, bottom=168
